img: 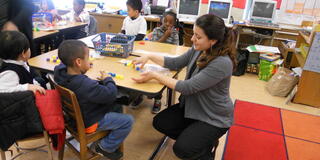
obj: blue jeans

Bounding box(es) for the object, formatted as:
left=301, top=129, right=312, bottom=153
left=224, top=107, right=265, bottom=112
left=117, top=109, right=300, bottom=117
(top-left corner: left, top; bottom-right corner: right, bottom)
left=97, top=112, right=134, bottom=152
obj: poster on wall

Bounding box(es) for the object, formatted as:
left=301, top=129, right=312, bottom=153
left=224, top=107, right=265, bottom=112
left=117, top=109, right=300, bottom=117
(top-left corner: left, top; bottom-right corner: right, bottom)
left=202, top=0, right=208, bottom=4
left=284, top=0, right=319, bottom=16
left=275, top=0, right=282, bottom=9
left=233, top=0, right=246, bottom=9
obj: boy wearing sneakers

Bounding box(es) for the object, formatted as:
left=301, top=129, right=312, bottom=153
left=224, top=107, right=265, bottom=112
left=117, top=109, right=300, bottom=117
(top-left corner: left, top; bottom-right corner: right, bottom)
left=54, top=40, right=133, bottom=160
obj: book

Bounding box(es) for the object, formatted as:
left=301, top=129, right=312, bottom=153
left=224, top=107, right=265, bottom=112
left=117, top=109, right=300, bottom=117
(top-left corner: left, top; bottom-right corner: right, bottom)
left=246, top=45, right=280, bottom=53
left=259, top=54, right=281, bottom=61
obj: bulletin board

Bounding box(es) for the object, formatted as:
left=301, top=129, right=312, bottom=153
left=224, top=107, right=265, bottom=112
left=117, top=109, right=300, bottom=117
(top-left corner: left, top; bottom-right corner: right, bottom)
left=223, top=0, right=282, bottom=9
left=284, top=0, right=320, bottom=16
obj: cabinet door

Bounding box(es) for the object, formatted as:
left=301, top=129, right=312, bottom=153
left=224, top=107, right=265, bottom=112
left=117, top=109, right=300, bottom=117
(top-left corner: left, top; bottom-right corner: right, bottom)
left=293, top=70, right=320, bottom=108
left=92, top=14, right=124, bottom=33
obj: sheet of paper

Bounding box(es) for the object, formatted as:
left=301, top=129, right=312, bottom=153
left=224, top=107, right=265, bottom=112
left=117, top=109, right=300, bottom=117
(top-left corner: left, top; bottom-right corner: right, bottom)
left=79, top=34, right=97, bottom=48
left=246, top=45, right=280, bottom=53
left=157, top=0, right=169, bottom=7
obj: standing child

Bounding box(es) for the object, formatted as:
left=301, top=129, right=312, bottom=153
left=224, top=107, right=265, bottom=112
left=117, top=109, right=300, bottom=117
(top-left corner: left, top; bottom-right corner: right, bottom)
left=0, top=31, right=46, bottom=94
left=54, top=40, right=134, bottom=160
left=151, top=10, right=179, bottom=45
left=62, top=0, right=90, bottom=37
left=120, top=0, right=147, bottom=109
left=121, top=0, right=147, bottom=41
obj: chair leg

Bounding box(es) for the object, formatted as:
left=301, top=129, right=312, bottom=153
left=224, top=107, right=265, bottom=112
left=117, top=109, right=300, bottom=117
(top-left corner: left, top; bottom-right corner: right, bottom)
left=80, top=143, right=88, bottom=160
left=119, top=143, right=124, bottom=153
left=1, top=149, right=6, bottom=160
left=58, top=143, right=65, bottom=160
left=14, top=142, right=20, bottom=153
left=43, top=131, right=53, bottom=160
left=212, top=140, right=219, bottom=160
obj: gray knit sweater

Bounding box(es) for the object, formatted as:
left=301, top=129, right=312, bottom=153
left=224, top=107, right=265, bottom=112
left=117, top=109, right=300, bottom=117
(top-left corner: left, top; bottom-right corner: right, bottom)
left=164, top=47, right=234, bottom=128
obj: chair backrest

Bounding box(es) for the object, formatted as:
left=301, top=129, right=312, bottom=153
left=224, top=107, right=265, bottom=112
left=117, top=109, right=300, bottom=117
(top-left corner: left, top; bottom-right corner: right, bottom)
left=88, top=15, right=98, bottom=36
left=177, top=20, right=184, bottom=46
left=54, top=84, right=87, bottom=139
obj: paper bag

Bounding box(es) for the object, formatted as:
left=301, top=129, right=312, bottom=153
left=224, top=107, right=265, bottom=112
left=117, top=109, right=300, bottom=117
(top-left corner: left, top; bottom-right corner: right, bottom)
left=266, top=67, right=299, bottom=97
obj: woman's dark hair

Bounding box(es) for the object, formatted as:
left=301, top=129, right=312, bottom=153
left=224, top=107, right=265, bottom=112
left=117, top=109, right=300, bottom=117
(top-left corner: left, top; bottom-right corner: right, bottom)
left=195, top=14, right=237, bottom=70
left=0, top=31, right=30, bottom=60
left=126, top=0, right=142, bottom=12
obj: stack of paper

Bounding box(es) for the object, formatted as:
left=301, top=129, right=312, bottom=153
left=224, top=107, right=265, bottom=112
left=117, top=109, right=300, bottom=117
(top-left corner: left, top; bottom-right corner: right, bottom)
left=246, top=45, right=280, bottom=53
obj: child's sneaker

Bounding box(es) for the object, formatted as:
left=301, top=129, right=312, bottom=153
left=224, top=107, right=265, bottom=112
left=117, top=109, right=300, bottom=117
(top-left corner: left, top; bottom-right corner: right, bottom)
left=90, top=141, right=123, bottom=160
left=151, top=99, right=161, bottom=114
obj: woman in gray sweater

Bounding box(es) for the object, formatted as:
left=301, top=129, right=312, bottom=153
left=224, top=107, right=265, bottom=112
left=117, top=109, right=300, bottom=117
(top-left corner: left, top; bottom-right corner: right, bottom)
left=132, top=14, right=237, bottom=160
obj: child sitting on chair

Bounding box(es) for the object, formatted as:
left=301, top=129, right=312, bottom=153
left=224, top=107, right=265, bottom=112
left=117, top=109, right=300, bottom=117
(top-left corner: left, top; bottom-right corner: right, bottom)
left=61, top=0, right=90, bottom=37
left=38, top=0, right=59, bottom=20
left=54, top=40, right=133, bottom=160
left=151, top=10, right=179, bottom=45
left=0, top=31, right=46, bottom=94
left=121, top=0, right=147, bottom=41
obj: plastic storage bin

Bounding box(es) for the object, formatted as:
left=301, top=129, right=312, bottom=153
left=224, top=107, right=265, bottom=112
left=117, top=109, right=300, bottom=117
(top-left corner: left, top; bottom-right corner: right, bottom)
left=92, top=33, right=135, bottom=58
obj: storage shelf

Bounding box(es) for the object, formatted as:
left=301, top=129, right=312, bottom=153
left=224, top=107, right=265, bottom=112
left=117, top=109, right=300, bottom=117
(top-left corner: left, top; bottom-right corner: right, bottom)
left=299, top=31, right=312, bottom=44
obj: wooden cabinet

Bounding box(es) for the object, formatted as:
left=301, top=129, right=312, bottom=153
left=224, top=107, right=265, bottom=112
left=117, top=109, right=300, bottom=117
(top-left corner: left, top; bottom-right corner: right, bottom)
left=293, top=31, right=320, bottom=108
left=278, top=41, right=295, bottom=68
left=273, top=28, right=299, bottom=47
left=90, top=13, right=125, bottom=33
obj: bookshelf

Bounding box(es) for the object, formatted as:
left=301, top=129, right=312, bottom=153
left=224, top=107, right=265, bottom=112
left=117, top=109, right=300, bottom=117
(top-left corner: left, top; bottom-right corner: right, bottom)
left=293, top=31, right=320, bottom=108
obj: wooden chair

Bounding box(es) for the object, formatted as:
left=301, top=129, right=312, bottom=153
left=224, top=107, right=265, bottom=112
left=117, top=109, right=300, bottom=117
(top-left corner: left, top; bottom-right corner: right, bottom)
left=54, top=83, right=122, bottom=160
left=0, top=131, right=53, bottom=160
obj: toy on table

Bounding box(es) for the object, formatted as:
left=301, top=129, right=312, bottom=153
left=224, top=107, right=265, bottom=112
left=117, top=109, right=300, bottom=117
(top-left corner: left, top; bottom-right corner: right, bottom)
left=98, top=71, right=124, bottom=80
left=33, top=27, right=40, bottom=31
left=108, top=72, right=124, bottom=79
left=89, top=56, right=95, bottom=61
left=46, top=55, right=61, bottom=64
left=119, top=59, right=142, bottom=71
left=138, top=41, right=145, bottom=45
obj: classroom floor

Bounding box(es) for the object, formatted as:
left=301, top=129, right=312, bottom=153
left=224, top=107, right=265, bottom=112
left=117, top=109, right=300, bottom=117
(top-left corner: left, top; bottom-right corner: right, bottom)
left=2, top=72, right=320, bottom=160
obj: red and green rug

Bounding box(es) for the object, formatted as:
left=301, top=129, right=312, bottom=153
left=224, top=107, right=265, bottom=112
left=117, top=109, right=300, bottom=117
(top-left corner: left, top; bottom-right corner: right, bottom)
left=222, top=100, right=320, bottom=160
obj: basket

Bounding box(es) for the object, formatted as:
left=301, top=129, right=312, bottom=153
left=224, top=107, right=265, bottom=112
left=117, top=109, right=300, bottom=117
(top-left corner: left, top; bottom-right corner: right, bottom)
left=92, top=33, right=136, bottom=58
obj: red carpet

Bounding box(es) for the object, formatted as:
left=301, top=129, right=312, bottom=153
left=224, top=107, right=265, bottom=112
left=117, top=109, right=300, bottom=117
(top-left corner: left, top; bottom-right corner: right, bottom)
left=223, top=100, right=320, bottom=160
left=234, top=100, right=283, bottom=134
left=223, top=126, right=287, bottom=160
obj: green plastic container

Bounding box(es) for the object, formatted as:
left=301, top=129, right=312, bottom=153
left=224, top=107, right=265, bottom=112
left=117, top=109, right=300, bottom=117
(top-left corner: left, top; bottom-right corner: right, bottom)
left=259, top=59, right=275, bottom=81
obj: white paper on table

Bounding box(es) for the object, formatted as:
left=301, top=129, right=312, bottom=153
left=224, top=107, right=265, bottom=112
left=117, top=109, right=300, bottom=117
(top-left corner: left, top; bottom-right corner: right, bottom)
left=79, top=34, right=97, bottom=48
left=89, top=50, right=103, bottom=59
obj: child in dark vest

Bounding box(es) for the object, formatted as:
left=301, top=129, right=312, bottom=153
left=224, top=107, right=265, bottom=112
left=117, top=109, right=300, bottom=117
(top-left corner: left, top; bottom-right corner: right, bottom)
left=0, top=31, right=46, bottom=94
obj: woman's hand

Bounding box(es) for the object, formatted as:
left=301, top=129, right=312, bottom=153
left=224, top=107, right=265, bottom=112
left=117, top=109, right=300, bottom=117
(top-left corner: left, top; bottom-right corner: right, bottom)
left=132, top=54, right=149, bottom=68
left=132, top=71, right=156, bottom=83
left=28, top=84, right=46, bottom=95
